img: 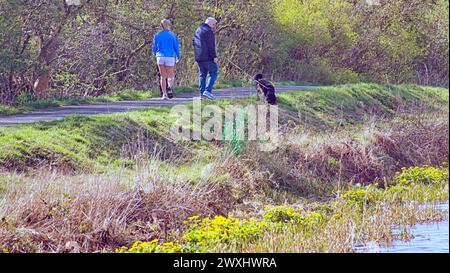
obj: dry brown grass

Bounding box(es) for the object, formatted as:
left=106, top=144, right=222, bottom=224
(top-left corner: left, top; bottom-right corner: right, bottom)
left=243, top=110, right=449, bottom=195
left=0, top=154, right=265, bottom=253
left=375, top=118, right=449, bottom=170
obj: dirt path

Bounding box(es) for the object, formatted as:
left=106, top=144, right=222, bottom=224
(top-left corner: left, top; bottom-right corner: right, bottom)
left=0, top=86, right=313, bottom=127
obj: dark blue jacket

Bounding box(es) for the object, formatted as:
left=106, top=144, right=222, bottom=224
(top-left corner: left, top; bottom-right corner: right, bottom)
left=193, top=23, right=217, bottom=62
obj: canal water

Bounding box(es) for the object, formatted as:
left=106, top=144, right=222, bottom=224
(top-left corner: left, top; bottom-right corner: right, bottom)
left=355, top=203, right=449, bottom=253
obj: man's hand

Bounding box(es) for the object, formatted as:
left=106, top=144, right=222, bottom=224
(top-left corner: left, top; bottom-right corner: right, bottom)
left=176, top=58, right=180, bottom=64
left=214, top=57, right=218, bottom=64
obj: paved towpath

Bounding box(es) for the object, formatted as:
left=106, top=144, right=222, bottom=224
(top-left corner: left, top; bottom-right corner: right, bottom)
left=0, top=86, right=314, bottom=127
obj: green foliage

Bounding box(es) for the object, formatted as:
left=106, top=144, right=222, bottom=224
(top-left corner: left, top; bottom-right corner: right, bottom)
left=272, top=0, right=448, bottom=85
left=116, top=239, right=183, bottom=253
left=263, top=205, right=302, bottom=223
left=118, top=207, right=325, bottom=253
left=379, top=22, right=425, bottom=82
left=393, top=164, right=449, bottom=186
left=274, top=0, right=356, bottom=47
left=2, top=0, right=449, bottom=107
left=342, top=185, right=381, bottom=207
left=182, top=215, right=266, bottom=252
left=264, top=206, right=324, bottom=228
left=0, top=105, right=20, bottom=116
left=342, top=164, right=450, bottom=207
left=118, top=215, right=267, bottom=253
left=223, top=108, right=247, bottom=157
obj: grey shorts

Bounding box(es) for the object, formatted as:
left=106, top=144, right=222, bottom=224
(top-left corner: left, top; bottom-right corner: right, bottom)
left=156, top=57, right=176, bottom=67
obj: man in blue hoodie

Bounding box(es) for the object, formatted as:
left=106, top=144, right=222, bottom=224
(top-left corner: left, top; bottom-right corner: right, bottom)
left=193, top=17, right=218, bottom=100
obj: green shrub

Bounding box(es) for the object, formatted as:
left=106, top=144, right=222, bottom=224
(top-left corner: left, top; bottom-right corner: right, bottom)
left=116, top=239, right=183, bottom=253
left=342, top=165, right=449, bottom=207
left=383, top=164, right=450, bottom=204
left=183, top=215, right=266, bottom=252
left=393, top=165, right=449, bottom=186
left=263, top=205, right=302, bottom=223
left=263, top=206, right=324, bottom=230
left=117, top=215, right=267, bottom=253
left=342, top=184, right=381, bottom=207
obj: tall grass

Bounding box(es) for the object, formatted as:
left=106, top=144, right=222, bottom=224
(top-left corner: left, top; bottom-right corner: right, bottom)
left=0, top=154, right=263, bottom=253
left=117, top=165, right=449, bottom=253
left=0, top=84, right=448, bottom=253
left=243, top=108, right=449, bottom=197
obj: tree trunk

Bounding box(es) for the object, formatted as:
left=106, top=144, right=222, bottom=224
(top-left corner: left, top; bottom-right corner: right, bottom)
left=33, top=73, right=52, bottom=97
left=34, top=38, right=59, bottom=97
left=33, top=1, right=79, bottom=97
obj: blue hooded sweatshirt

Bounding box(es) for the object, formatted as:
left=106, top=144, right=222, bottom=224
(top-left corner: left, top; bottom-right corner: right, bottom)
left=153, top=30, right=181, bottom=60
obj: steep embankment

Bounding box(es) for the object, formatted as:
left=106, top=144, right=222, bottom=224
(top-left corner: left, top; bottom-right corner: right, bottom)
left=0, top=83, right=448, bottom=253
left=0, top=83, right=447, bottom=173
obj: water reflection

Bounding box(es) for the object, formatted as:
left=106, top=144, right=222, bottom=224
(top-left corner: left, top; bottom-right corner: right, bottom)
left=356, top=204, right=449, bottom=253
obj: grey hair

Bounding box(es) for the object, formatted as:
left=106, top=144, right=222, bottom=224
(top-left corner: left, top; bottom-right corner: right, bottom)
left=160, top=19, right=171, bottom=30
left=205, top=17, right=217, bottom=25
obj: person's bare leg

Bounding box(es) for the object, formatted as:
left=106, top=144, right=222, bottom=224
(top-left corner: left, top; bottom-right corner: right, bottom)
left=158, top=64, right=168, bottom=96
left=166, top=66, right=175, bottom=89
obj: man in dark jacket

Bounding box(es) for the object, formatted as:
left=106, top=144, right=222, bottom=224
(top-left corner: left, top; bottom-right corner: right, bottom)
left=193, top=17, right=218, bottom=100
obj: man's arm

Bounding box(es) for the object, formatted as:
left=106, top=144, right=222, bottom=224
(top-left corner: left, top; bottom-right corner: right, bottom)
left=174, top=35, right=181, bottom=61
left=205, top=30, right=217, bottom=61
left=152, top=35, right=157, bottom=57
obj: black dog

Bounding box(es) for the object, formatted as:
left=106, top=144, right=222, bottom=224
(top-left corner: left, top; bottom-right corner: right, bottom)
left=157, top=72, right=174, bottom=99
left=254, top=74, right=277, bottom=105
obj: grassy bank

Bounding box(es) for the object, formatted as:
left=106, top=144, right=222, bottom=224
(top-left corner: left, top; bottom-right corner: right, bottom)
left=277, top=83, right=448, bottom=129
left=0, top=83, right=446, bottom=174
left=0, top=83, right=448, bottom=252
